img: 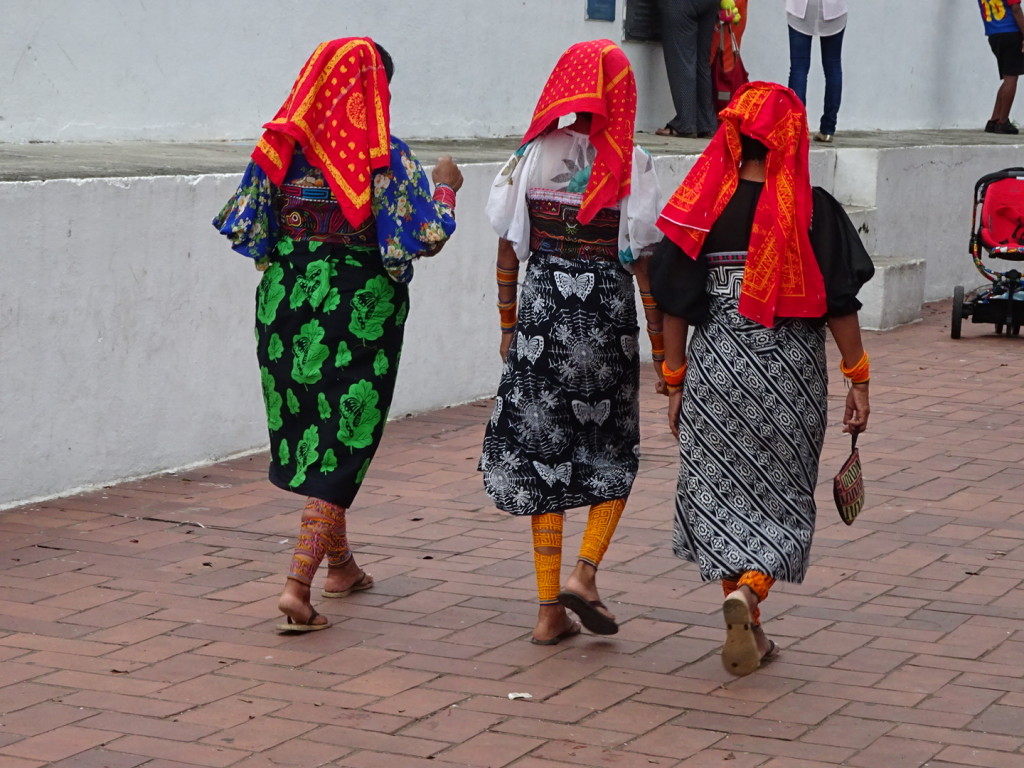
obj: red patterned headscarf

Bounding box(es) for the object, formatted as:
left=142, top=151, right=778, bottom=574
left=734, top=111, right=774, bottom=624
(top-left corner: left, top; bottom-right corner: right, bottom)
left=522, top=40, right=637, bottom=224
left=253, top=38, right=391, bottom=227
left=658, top=81, right=826, bottom=327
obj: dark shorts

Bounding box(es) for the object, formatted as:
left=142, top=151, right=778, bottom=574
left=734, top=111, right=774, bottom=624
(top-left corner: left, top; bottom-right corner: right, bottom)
left=989, top=31, right=1024, bottom=78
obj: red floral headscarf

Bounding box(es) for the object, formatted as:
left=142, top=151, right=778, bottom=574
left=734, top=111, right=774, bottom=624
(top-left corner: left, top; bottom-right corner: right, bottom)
left=522, top=40, right=637, bottom=224
left=658, top=81, right=826, bottom=327
left=252, top=38, right=391, bottom=227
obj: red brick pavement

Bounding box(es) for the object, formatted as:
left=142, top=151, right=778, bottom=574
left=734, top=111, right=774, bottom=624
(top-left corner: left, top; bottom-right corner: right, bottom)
left=1, top=300, right=1023, bottom=767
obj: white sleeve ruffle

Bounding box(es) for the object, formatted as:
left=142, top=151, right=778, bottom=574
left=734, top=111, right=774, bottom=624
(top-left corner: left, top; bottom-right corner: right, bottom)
left=485, top=142, right=539, bottom=262
left=617, top=145, right=663, bottom=268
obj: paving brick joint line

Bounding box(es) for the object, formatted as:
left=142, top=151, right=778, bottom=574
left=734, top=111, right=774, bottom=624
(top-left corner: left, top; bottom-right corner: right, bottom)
left=2, top=300, right=1024, bottom=768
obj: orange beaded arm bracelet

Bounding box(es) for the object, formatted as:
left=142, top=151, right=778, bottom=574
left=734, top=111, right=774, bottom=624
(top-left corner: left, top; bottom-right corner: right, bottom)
left=839, top=351, right=870, bottom=384
left=498, top=299, right=518, bottom=335
left=661, top=359, right=687, bottom=387
left=640, top=290, right=664, bottom=362
left=497, top=263, right=520, bottom=335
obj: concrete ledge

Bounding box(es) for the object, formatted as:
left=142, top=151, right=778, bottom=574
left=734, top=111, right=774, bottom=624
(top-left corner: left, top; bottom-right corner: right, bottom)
left=4, top=132, right=1024, bottom=508
left=858, top=255, right=927, bottom=331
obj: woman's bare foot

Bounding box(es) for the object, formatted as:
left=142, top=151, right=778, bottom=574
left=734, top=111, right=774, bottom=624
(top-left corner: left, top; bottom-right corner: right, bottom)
left=278, top=578, right=327, bottom=627
left=532, top=604, right=580, bottom=644
left=323, top=557, right=372, bottom=596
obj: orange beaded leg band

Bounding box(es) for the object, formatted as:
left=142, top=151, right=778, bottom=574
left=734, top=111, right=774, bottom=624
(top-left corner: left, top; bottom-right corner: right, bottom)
left=721, top=571, right=776, bottom=625
left=289, top=498, right=348, bottom=585
left=578, top=498, right=626, bottom=568
left=532, top=512, right=564, bottom=605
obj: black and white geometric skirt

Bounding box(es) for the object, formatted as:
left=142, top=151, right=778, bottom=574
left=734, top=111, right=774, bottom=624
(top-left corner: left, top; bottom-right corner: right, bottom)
left=672, top=261, right=828, bottom=583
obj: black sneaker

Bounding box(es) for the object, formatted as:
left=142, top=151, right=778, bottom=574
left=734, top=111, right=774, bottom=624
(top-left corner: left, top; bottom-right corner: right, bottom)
left=985, top=119, right=998, bottom=133
left=993, top=121, right=1020, bottom=134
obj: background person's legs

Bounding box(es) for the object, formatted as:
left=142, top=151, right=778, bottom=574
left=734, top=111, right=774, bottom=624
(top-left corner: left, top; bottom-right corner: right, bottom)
left=819, top=28, right=844, bottom=135
left=787, top=26, right=812, bottom=105
left=659, top=0, right=701, bottom=134
left=695, top=2, right=720, bottom=134
left=992, top=76, right=1019, bottom=124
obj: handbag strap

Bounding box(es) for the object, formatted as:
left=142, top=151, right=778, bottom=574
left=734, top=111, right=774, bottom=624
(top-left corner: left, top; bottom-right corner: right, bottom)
left=851, top=432, right=858, bottom=450
left=728, top=25, right=742, bottom=55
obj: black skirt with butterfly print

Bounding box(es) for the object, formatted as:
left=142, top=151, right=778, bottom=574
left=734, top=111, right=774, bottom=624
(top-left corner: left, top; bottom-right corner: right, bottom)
left=479, top=245, right=642, bottom=516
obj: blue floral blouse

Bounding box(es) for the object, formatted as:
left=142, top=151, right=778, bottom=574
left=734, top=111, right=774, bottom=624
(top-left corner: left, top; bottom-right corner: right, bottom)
left=213, top=137, right=456, bottom=283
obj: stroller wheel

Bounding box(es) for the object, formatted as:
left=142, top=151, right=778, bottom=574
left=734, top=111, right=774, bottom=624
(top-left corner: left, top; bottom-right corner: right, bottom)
left=951, top=285, right=964, bottom=339
left=996, top=323, right=1004, bottom=335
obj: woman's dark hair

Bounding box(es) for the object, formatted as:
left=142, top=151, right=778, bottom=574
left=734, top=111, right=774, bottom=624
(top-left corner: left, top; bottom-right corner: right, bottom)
left=374, top=43, right=395, bottom=83
left=739, top=134, right=769, bottom=163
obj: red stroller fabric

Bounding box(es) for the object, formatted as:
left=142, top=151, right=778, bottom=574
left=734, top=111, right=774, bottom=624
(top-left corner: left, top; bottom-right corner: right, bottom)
left=980, top=177, right=1024, bottom=255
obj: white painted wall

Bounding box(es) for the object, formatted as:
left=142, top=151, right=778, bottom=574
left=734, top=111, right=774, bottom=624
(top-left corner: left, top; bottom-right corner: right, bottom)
left=0, top=162, right=506, bottom=509
left=741, top=0, right=995, bottom=132
left=0, top=174, right=263, bottom=508
left=0, top=0, right=1002, bottom=144
left=827, top=144, right=1024, bottom=300
left=2, top=142, right=1003, bottom=509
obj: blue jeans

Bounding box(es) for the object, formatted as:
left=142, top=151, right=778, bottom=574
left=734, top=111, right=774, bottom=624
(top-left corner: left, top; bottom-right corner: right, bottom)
left=788, top=26, right=844, bottom=135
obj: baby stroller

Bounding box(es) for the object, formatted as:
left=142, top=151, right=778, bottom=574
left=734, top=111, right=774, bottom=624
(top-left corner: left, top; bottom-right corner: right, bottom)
left=951, top=167, right=1024, bottom=338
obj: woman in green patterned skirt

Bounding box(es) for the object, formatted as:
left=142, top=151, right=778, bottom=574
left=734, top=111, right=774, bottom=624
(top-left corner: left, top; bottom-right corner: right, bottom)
left=214, top=39, right=462, bottom=631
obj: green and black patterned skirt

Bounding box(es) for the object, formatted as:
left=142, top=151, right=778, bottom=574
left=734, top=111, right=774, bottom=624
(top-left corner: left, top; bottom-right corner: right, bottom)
left=254, top=240, right=409, bottom=507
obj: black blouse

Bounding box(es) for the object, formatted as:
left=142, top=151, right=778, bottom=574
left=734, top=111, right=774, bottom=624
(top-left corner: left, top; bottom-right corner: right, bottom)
left=650, top=182, right=874, bottom=324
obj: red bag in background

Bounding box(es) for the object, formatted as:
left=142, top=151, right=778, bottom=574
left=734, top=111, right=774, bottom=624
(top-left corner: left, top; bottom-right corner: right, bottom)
left=712, top=26, right=749, bottom=114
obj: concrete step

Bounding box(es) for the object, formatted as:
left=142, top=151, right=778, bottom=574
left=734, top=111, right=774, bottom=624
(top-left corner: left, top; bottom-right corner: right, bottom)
left=858, top=254, right=927, bottom=331
left=842, top=205, right=877, bottom=255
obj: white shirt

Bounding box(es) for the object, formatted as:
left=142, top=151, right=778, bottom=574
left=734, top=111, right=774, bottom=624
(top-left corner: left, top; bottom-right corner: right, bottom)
left=786, top=0, right=848, bottom=36
left=486, top=128, right=662, bottom=269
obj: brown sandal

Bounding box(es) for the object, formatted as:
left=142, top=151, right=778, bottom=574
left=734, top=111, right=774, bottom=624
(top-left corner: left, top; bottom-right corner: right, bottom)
left=322, top=570, right=374, bottom=598
left=276, top=607, right=329, bottom=633
left=530, top=620, right=582, bottom=645
left=557, top=590, right=619, bottom=635
left=721, top=592, right=761, bottom=675
left=655, top=124, right=685, bottom=137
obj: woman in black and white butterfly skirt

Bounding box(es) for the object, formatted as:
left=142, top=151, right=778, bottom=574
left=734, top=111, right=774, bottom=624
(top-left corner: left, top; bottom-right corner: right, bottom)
left=477, top=41, right=663, bottom=645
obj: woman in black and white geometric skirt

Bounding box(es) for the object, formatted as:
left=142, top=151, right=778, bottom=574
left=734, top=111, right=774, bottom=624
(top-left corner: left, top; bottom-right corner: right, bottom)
left=655, top=81, right=872, bottom=676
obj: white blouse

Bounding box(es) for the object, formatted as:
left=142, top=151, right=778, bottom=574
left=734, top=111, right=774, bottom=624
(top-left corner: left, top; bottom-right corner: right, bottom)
left=786, top=0, right=848, bottom=36
left=485, top=128, right=662, bottom=271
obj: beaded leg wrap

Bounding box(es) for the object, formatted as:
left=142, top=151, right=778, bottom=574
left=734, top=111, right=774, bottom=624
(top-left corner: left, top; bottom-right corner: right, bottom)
left=531, top=512, right=564, bottom=605
left=323, top=502, right=352, bottom=569
left=721, top=571, right=776, bottom=625
left=288, top=498, right=347, bottom=585
left=578, top=498, right=626, bottom=568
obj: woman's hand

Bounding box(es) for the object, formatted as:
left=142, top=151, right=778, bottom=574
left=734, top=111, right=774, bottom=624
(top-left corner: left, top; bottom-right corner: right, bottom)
left=432, top=155, right=464, bottom=192
left=653, top=360, right=667, bottom=394
left=843, top=383, right=870, bottom=434
left=668, top=389, right=683, bottom=440
left=500, top=332, right=513, bottom=361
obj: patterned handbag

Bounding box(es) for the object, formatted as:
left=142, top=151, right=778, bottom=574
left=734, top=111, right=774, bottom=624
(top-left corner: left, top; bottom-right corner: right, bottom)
left=833, top=433, right=864, bottom=525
